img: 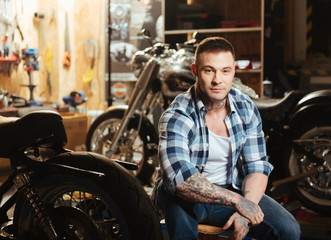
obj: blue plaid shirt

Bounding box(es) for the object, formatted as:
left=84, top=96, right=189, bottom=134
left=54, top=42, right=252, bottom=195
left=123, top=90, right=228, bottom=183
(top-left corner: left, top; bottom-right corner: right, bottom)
left=155, top=85, right=273, bottom=195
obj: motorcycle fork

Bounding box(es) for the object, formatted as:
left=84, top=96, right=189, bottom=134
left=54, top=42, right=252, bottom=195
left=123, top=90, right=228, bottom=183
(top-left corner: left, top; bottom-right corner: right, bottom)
left=113, top=91, right=160, bottom=151
left=110, top=59, right=158, bottom=153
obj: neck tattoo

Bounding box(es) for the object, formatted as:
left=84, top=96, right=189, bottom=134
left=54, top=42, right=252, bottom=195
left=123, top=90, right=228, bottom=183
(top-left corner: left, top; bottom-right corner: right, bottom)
left=207, top=99, right=226, bottom=111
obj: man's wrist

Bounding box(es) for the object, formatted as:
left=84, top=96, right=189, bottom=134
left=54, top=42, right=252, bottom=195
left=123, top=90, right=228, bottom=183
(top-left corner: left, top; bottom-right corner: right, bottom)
left=230, top=192, right=242, bottom=207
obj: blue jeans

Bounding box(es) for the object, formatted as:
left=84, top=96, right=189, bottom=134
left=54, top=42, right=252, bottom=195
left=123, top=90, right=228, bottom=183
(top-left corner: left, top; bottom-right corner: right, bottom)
left=159, top=187, right=301, bottom=240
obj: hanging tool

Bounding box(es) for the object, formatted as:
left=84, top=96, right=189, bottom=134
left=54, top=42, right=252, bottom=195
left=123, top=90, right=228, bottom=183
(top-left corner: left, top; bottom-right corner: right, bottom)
left=63, top=12, right=71, bottom=68
left=82, top=39, right=98, bottom=83
left=82, top=60, right=94, bottom=83
left=34, top=12, right=45, bottom=48
left=45, top=46, right=52, bottom=96
left=10, top=15, right=24, bottom=41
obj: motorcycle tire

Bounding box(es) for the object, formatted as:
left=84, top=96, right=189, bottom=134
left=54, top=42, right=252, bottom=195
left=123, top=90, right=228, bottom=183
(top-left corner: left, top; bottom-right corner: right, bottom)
left=85, top=109, right=159, bottom=185
left=287, top=121, right=331, bottom=215
left=14, top=152, right=163, bottom=240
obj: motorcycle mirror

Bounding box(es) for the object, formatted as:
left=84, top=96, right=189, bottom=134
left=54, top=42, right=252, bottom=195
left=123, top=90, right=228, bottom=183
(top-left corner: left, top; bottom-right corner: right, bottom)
left=141, top=29, right=152, bottom=38
left=141, top=29, right=153, bottom=46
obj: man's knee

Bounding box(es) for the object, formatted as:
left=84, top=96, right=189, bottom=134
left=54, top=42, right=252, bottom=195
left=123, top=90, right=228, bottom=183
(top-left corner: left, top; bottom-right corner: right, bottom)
left=258, top=195, right=301, bottom=239
left=277, top=216, right=301, bottom=240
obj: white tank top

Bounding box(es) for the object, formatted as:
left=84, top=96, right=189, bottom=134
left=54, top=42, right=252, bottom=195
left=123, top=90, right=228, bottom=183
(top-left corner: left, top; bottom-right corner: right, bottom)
left=202, top=130, right=232, bottom=185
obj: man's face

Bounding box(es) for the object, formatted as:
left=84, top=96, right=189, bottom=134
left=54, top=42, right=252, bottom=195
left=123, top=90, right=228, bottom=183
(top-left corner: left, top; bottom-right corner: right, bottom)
left=192, top=51, right=235, bottom=103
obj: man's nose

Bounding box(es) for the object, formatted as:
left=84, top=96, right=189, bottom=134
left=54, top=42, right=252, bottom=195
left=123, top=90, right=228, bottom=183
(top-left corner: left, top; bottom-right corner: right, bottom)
left=213, top=70, right=223, bottom=84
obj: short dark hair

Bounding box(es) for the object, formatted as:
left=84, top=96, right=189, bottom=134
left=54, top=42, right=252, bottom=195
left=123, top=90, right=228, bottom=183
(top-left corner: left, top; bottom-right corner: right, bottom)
left=194, top=37, right=235, bottom=66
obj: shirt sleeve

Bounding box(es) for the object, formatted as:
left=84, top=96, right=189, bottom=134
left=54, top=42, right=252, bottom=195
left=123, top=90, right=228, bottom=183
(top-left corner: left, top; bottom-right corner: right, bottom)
left=240, top=102, right=274, bottom=177
left=158, top=110, right=199, bottom=194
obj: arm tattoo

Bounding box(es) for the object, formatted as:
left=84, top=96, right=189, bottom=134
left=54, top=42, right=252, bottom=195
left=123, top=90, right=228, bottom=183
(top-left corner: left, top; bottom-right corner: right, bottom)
left=177, top=174, right=264, bottom=226
left=176, top=172, right=240, bottom=206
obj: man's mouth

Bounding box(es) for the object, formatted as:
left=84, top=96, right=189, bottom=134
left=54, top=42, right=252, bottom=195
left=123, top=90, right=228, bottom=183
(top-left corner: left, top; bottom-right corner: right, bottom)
left=210, top=88, right=224, bottom=91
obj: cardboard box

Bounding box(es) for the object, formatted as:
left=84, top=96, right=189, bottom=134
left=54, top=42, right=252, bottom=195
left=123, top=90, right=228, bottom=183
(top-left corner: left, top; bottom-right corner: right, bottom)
left=0, top=157, right=11, bottom=181
left=61, top=113, right=91, bottom=151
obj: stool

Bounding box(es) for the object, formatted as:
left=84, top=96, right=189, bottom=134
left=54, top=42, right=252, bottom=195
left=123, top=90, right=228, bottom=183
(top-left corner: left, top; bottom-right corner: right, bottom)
left=198, top=224, right=230, bottom=239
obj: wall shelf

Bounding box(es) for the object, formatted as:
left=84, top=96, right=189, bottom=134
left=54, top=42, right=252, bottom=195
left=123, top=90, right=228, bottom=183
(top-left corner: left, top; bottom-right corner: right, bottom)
left=163, top=0, right=265, bottom=97
left=165, top=27, right=263, bottom=35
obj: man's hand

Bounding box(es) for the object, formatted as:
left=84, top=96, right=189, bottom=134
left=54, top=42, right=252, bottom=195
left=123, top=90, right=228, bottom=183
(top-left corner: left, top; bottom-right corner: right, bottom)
left=223, top=213, right=250, bottom=240
left=234, top=196, right=264, bottom=225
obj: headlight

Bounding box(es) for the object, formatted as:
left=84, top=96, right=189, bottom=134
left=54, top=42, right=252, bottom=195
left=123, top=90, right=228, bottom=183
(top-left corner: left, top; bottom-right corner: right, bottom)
left=131, top=51, right=151, bottom=78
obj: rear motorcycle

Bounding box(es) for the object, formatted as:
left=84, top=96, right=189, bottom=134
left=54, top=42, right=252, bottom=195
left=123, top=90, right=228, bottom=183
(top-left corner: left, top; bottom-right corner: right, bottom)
left=0, top=110, right=163, bottom=239
left=85, top=31, right=195, bottom=185
left=254, top=90, right=331, bottom=215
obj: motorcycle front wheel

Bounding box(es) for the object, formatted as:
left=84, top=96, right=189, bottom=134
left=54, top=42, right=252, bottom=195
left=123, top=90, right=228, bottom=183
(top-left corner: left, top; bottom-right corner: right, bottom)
left=14, top=172, right=163, bottom=239
left=85, top=110, right=159, bottom=185
left=287, top=123, right=331, bottom=215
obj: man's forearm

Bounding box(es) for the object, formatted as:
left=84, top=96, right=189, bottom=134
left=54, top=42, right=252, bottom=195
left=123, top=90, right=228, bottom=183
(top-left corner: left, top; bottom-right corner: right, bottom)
left=176, top=172, right=265, bottom=225
left=176, top=172, right=241, bottom=206
left=242, top=173, right=268, bottom=204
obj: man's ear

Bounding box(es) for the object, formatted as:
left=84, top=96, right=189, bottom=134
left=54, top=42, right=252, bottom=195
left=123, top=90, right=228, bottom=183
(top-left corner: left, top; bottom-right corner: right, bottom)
left=191, top=64, right=197, bottom=76
left=232, top=63, right=236, bottom=76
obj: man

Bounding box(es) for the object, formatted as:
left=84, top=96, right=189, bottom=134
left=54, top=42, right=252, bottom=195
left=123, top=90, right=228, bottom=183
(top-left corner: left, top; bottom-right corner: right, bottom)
left=152, top=37, right=301, bottom=240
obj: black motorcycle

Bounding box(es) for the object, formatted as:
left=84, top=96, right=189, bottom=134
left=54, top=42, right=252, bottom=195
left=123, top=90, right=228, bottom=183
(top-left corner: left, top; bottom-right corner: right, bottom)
left=85, top=30, right=195, bottom=185
left=0, top=110, right=163, bottom=239
left=255, top=89, right=331, bottom=215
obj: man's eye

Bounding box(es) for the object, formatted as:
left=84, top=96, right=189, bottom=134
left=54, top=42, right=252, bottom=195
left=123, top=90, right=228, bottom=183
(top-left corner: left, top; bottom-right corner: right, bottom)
left=223, top=69, right=231, bottom=74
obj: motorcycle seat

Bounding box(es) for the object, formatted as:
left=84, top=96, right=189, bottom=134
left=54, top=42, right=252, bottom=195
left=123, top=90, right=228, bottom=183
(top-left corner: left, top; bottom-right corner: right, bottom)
left=0, top=110, right=67, bottom=156
left=254, top=90, right=304, bottom=122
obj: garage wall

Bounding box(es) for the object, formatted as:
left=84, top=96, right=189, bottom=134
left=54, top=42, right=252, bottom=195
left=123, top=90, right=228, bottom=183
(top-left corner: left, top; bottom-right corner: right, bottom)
left=0, top=0, right=107, bottom=111
left=293, top=0, right=306, bottom=63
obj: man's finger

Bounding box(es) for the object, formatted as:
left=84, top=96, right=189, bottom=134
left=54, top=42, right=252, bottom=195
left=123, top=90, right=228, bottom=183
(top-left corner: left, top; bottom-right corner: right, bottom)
left=251, top=214, right=264, bottom=226
left=223, top=215, right=234, bottom=230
